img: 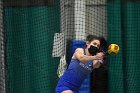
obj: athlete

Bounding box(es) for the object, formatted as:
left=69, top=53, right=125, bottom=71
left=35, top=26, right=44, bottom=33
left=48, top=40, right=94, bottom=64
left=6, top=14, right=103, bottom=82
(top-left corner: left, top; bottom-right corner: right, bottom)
left=56, top=35, right=104, bottom=93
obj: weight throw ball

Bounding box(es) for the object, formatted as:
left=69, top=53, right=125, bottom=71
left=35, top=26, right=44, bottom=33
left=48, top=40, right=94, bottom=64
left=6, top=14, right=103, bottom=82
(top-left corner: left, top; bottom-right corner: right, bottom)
left=108, top=44, right=119, bottom=54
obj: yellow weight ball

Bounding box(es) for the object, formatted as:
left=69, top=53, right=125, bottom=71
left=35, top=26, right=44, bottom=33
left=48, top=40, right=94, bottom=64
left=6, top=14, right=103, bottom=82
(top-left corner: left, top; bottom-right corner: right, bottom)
left=108, top=44, right=119, bottom=54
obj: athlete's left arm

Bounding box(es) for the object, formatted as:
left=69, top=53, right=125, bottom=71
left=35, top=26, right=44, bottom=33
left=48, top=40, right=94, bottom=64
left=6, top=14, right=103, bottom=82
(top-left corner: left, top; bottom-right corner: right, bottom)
left=93, top=60, right=101, bottom=68
left=93, top=52, right=104, bottom=68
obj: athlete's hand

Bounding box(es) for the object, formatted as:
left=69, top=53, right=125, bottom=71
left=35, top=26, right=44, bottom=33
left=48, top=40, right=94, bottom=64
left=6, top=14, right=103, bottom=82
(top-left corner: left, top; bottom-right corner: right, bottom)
left=93, top=60, right=101, bottom=68
left=96, top=52, right=104, bottom=60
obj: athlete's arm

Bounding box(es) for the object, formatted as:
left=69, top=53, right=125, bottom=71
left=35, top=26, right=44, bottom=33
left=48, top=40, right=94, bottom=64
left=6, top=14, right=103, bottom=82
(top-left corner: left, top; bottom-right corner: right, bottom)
left=93, top=52, right=104, bottom=68
left=93, top=60, right=101, bottom=68
left=73, top=48, right=102, bottom=63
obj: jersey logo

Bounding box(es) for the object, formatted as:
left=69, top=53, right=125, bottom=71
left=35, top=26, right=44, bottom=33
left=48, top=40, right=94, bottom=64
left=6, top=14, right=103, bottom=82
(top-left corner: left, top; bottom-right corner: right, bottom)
left=79, top=62, right=92, bottom=71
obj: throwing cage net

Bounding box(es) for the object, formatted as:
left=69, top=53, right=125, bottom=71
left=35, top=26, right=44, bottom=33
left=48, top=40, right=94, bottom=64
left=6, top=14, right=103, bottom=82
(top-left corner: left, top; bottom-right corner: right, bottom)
left=0, top=0, right=6, bottom=93
left=0, top=0, right=140, bottom=93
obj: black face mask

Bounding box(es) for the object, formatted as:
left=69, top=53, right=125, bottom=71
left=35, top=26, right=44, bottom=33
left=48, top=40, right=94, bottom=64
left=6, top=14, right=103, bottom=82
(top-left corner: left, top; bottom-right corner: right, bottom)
left=88, top=45, right=99, bottom=56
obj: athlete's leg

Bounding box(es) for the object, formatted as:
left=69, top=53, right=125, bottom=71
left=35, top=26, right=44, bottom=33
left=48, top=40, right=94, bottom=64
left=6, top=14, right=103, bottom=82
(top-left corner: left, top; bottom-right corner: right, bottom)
left=61, top=90, right=73, bottom=93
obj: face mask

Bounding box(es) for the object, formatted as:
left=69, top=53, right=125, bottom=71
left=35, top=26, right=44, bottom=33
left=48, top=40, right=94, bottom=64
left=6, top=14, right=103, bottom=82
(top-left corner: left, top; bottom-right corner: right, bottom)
left=88, top=45, right=99, bottom=56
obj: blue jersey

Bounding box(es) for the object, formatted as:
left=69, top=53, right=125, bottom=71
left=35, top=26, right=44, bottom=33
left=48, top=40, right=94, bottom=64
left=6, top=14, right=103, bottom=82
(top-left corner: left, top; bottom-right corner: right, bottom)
left=56, top=49, right=93, bottom=93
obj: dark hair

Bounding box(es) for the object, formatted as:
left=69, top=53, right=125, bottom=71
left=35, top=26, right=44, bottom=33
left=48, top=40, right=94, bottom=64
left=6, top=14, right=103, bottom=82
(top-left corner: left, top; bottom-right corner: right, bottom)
left=86, top=35, right=99, bottom=43
left=99, top=36, right=108, bottom=52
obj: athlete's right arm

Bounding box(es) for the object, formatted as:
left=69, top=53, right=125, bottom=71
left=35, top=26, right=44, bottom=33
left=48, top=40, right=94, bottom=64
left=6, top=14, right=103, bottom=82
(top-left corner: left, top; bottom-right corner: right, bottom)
left=73, top=48, right=102, bottom=63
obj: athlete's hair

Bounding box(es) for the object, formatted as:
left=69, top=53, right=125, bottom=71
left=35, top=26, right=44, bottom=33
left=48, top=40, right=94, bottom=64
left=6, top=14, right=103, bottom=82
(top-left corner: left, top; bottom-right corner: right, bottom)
left=86, top=35, right=99, bottom=43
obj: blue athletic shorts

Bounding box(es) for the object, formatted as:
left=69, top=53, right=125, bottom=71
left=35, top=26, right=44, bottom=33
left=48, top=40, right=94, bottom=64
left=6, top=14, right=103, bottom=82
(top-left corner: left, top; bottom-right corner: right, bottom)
left=56, top=83, right=78, bottom=93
